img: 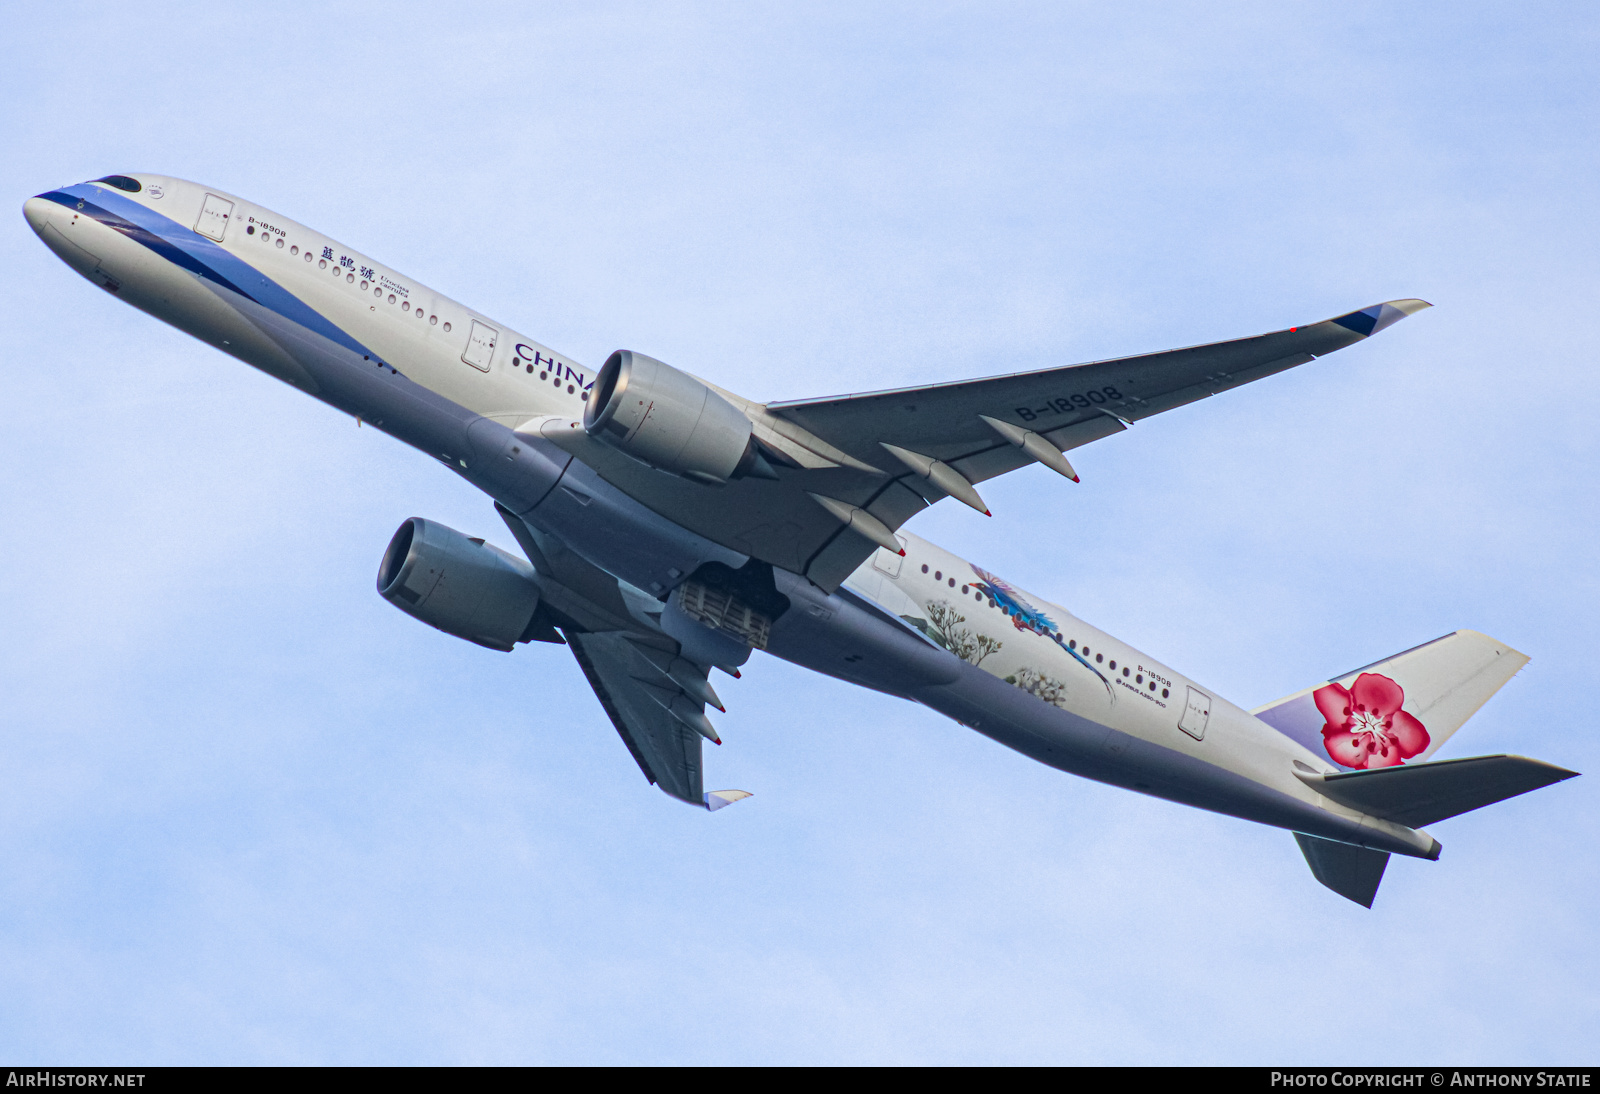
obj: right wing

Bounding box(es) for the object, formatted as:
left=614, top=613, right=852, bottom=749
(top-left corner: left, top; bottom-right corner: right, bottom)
left=564, top=630, right=719, bottom=806
left=765, top=300, right=1434, bottom=489
left=539, top=300, right=1431, bottom=592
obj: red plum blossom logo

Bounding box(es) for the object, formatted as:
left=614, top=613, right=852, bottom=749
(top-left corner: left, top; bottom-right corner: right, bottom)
left=1313, top=673, right=1431, bottom=769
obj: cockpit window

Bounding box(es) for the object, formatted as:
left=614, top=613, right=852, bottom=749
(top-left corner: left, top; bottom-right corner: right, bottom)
left=94, top=175, right=142, bottom=193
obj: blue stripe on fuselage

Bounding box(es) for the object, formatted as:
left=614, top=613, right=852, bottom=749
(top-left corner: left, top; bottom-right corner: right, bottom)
left=47, top=183, right=375, bottom=361
left=39, top=190, right=258, bottom=298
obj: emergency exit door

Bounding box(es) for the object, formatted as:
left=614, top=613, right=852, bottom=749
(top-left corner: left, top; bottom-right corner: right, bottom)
left=461, top=320, right=498, bottom=371
left=1179, top=687, right=1211, bottom=741
left=871, top=536, right=906, bottom=577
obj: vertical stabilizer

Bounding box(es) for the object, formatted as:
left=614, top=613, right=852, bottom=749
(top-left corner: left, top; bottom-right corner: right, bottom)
left=1294, top=833, right=1390, bottom=907
left=1254, top=631, right=1527, bottom=771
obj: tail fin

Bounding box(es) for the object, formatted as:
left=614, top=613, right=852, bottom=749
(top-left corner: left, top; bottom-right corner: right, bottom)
left=1294, top=834, right=1389, bottom=907
left=1253, top=630, right=1528, bottom=770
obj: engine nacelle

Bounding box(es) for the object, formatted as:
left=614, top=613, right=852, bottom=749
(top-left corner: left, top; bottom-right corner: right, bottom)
left=583, top=350, right=771, bottom=484
left=377, top=518, right=542, bottom=651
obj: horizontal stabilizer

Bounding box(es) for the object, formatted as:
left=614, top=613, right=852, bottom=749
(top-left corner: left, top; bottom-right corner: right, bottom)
left=705, top=789, right=752, bottom=812
left=1297, top=754, right=1579, bottom=829
left=1294, top=833, right=1390, bottom=908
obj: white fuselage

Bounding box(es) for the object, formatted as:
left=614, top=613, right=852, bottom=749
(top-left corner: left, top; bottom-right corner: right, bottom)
left=23, top=174, right=1439, bottom=858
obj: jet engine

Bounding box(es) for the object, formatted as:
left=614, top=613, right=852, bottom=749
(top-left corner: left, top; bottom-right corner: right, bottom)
left=583, top=350, right=775, bottom=484
left=377, top=517, right=542, bottom=651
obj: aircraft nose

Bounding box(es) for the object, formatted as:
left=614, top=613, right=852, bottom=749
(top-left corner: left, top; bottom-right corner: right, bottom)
left=25, top=191, right=110, bottom=283
left=23, top=194, right=62, bottom=238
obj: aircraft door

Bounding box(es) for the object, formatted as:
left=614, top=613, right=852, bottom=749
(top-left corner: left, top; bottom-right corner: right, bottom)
left=1179, top=686, right=1211, bottom=741
left=194, top=194, right=234, bottom=242
left=462, top=320, right=498, bottom=371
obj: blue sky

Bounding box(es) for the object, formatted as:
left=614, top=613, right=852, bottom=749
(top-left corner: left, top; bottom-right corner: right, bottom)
left=1, top=1, right=1595, bottom=1064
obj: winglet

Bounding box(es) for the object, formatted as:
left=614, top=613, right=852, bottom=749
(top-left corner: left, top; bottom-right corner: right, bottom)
left=1330, top=299, right=1432, bottom=338
left=705, top=789, right=753, bottom=812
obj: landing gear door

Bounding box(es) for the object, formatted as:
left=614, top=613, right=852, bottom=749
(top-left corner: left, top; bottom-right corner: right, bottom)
left=194, top=194, right=234, bottom=242
left=1179, top=687, right=1211, bottom=741
left=462, top=320, right=498, bottom=372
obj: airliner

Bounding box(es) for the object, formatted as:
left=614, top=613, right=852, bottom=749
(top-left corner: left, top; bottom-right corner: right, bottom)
left=24, top=173, right=1578, bottom=907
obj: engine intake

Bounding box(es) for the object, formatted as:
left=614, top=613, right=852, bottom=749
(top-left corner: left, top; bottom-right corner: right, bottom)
left=377, top=518, right=542, bottom=651
left=583, top=350, right=774, bottom=484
